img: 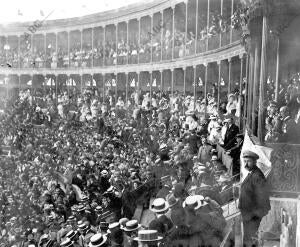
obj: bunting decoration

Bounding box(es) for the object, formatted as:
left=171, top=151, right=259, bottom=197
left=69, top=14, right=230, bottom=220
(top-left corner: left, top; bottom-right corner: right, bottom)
left=152, top=79, right=157, bottom=87
left=130, top=78, right=136, bottom=88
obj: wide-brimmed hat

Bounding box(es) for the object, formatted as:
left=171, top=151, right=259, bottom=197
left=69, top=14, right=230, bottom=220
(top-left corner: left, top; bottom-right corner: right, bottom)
left=134, top=230, right=163, bottom=242
left=107, top=222, right=120, bottom=233
left=166, top=194, right=179, bottom=208
left=123, top=220, right=141, bottom=232
left=78, top=222, right=89, bottom=232
left=60, top=239, right=74, bottom=247
left=76, top=204, right=85, bottom=212
left=151, top=198, right=169, bottom=213
left=95, top=206, right=103, bottom=212
left=66, top=230, right=78, bottom=241
left=183, top=195, right=206, bottom=210
left=101, top=170, right=108, bottom=176
left=119, top=218, right=129, bottom=229
left=211, top=155, right=218, bottom=161
left=88, top=233, right=108, bottom=247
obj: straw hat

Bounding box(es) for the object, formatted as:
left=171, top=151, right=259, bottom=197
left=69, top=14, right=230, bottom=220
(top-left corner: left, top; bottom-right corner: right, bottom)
left=183, top=195, right=207, bottom=210
left=88, top=233, right=108, bottom=247
left=150, top=198, right=169, bottom=213
left=123, top=220, right=141, bottom=232
left=134, top=230, right=163, bottom=242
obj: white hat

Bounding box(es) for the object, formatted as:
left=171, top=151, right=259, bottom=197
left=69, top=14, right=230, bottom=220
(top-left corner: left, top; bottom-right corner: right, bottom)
left=151, top=198, right=169, bottom=213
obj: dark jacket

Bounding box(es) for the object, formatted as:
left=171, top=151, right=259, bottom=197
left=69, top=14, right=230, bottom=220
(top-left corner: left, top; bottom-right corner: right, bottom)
left=238, top=166, right=271, bottom=220
left=224, top=124, right=239, bottom=149
left=149, top=215, right=173, bottom=236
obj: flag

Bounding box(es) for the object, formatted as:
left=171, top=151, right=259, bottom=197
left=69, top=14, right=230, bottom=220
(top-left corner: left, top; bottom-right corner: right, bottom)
left=198, top=77, right=203, bottom=86
left=240, top=130, right=273, bottom=181
left=220, top=77, right=225, bottom=86
left=40, top=10, right=44, bottom=16
left=130, top=78, right=135, bottom=88
left=152, top=79, right=157, bottom=87
left=46, top=78, right=53, bottom=86
left=111, top=79, right=116, bottom=87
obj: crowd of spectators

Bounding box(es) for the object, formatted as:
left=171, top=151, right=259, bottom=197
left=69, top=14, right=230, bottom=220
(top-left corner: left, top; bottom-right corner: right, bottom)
left=264, top=73, right=300, bottom=143
left=0, top=84, right=247, bottom=246
left=0, top=13, right=233, bottom=70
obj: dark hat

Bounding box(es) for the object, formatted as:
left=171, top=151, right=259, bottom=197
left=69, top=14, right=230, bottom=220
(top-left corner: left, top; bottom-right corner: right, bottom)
left=166, top=194, right=179, bottom=208
left=242, top=150, right=259, bottom=160
left=99, top=222, right=109, bottom=231
left=123, top=220, right=141, bottom=232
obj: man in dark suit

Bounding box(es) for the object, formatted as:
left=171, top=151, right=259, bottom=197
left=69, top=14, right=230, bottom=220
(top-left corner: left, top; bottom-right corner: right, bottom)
left=238, top=150, right=271, bottom=247
left=149, top=198, right=173, bottom=237
left=223, top=117, right=239, bottom=149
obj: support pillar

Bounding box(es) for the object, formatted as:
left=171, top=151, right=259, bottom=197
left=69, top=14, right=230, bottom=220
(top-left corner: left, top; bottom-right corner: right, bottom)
left=150, top=15, right=153, bottom=63
left=160, top=70, right=163, bottom=94
left=206, top=0, right=210, bottom=51
left=104, top=26, right=106, bottom=66
left=184, top=2, right=188, bottom=56
left=171, top=68, right=174, bottom=97
left=116, top=23, right=118, bottom=66
left=275, top=36, right=280, bottom=102
left=80, top=29, right=83, bottom=66
left=193, top=65, right=197, bottom=110
left=161, top=11, right=164, bottom=61
left=258, top=15, right=268, bottom=143
left=183, top=67, right=186, bottom=115
left=92, top=28, right=94, bottom=67
left=195, top=0, right=199, bottom=54
left=138, top=17, right=141, bottom=64
left=217, top=60, right=221, bottom=109
left=243, top=54, right=249, bottom=129
left=228, top=58, right=232, bottom=94
left=114, top=73, right=118, bottom=104
left=204, top=63, right=208, bottom=116
left=150, top=71, right=153, bottom=99
left=126, top=21, right=129, bottom=64
left=239, top=54, right=244, bottom=129
left=172, top=6, right=175, bottom=60
left=125, top=72, right=128, bottom=106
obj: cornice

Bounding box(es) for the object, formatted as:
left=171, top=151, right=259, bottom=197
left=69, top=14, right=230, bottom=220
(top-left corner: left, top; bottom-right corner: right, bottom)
left=0, top=42, right=245, bottom=76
